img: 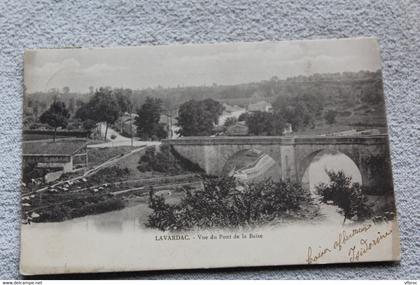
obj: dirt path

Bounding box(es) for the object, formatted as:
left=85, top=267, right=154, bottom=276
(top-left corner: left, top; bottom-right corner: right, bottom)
left=83, top=146, right=146, bottom=176
left=91, top=123, right=160, bottom=148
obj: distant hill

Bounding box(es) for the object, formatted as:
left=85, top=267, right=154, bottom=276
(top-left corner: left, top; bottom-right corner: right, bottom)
left=25, top=70, right=387, bottom=131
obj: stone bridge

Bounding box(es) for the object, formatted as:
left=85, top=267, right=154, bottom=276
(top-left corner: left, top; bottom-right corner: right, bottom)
left=163, top=135, right=393, bottom=194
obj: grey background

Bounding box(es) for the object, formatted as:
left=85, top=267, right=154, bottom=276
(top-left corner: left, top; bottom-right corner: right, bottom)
left=0, top=0, right=418, bottom=279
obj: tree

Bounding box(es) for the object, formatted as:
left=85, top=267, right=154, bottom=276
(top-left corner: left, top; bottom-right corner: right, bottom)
left=62, top=86, right=70, bottom=95
left=245, top=111, right=285, bottom=136
left=68, top=97, right=75, bottom=114
left=32, top=100, right=40, bottom=120
left=82, top=119, right=97, bottom=131
left=272, top=93, right=324, bottom=131
left=324, top=110, right=337, bottom=125
left=114, top=88, right=132, bottom=133
left=115, top=89, right=131, bottom=114
left=134, top=97, right=166, bottom=140
left=177, top=99, right=224, bottom=136
left=223, top=117, right=237, bottom=127
left=238, top=112, right=249, bottom=122
left=202, top=98, right=225, bottom=125
left=75, top=88, right=120, bottom=140
left=75, top=102, right=93, bottom=122
left=316, top=170, right=373, bottom=224
left=39, top=101, right=70, bottom=142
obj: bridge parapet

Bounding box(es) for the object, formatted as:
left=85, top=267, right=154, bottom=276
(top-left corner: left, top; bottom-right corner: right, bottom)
left=163, top=135, right=388, bottom=146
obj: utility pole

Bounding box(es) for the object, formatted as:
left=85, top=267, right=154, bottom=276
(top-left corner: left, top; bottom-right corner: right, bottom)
left=130, top=106, right=133, bottom=147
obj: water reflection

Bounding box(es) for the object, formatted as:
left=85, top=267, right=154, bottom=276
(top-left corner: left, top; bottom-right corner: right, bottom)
left=26, top=201, right=151, bottom=234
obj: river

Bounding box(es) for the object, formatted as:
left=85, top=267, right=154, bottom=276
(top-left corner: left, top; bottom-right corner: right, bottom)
left=20, top=151, right=378, bottom=275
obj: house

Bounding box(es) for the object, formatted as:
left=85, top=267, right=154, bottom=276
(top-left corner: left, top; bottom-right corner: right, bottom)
left=218, top=103, right=246, bottom=126
left=116, top=112, right=138, bottom=137
left=248, top=100, right=273, bottom=112
left=22, top=139, right=88, bottom=182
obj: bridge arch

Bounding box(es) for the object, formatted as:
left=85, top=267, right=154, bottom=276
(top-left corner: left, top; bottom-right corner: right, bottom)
left=299, top=149, right=364, bottom=193
left=165, top=135, right=390, bottom=194
left=221, top=148, right=282, bottom=182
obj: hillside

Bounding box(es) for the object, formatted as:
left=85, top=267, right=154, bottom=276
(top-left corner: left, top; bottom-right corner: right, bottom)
left=24, top=70, right=387, bottom=131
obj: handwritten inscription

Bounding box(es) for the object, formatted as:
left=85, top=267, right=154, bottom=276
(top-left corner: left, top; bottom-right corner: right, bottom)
left=333, top=224, right=372, bottom=251
left=306, top=224, right=393, bottom=264
left=348, top=229, right=393, bottom=262
left=306, top=246, right=332, bottom=264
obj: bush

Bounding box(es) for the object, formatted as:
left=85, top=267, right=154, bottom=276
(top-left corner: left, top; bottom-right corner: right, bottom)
left=147, top=176, right=317, bottom=231
left=22, top=163, right=48, bottom=183
left=110, top=134, right=117, bottom=140
left=32, top=197, right=125, bottom=223
left=224, top=117, right=238, bottom=127
left=238, top=112, right=249, bottom=122
left=316, top=170, right=373, bottom=224
left=89, top=166, right=129, bottom=184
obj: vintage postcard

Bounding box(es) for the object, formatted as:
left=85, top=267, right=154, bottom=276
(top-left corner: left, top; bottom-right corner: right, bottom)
left=21, top=38, right=400, bottom=275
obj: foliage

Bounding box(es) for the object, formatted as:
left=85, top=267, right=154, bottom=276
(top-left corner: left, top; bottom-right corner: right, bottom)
left=324, top=110, right=338, bottom=124
left=75, top=87, right=120, bottom=140
left=177, top=99, right=224, bottom=136
left=114, top=88, right=132, bottom=114
left=147, top=176, right=317, bottom=231
left=82, top=119, right=97, bottom=131
left=138, top=144, right=203, bottom=175
left=245, top=111, right=285, bottom=136
left=316, top=170, right=373, bottom=224
left=39, top=101, right=70, bottom=141
left=134, top=97, right=167, bottom=140
left=26, top=71, right=386, bottom=134
left=88, top=166, right=130, bottom=184
left=22, top=162, right=47, bottom=184
left=238, top=112, right=249, bottom=122
left=272, top=93, right=324, bottom=131
left=223, top=117, right=238, bottom=127
left=31, top=197, right=125, bottom=223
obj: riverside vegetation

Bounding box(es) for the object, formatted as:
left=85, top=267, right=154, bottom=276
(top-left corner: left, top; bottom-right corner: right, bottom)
left=147, top=176, right=319, bottom=231
left=144, top=149, right=395, bottom=230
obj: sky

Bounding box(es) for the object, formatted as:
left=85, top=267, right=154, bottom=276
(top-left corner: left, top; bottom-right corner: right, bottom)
left=24, top=37, right=382, bottom=93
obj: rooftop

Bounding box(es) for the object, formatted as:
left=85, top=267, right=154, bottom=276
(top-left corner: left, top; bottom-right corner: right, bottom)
left=248, top=100, right=272, bottom=111
left=22, top=139, right=88, bottom=156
